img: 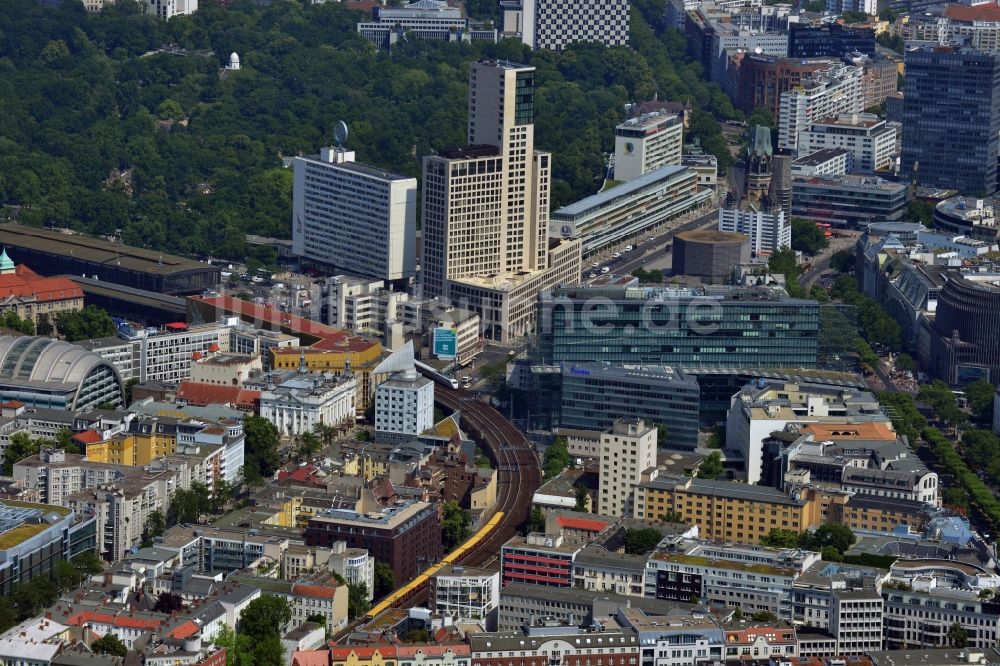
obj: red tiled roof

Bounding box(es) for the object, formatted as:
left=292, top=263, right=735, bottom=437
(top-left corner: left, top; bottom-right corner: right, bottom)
left=556, top=516, right=608, bottom=532
left=292, top=583, right=337, bottom=599
left=72, top=430, right=104, bottom=445
left=0, top=265, right=82, bottom=303
left=189, top=295, right=377, bottom=353
left=293, top=650, right=331, bottom=666
left=0, top=400, right=24, bottom=408
left=943, top=3, right=1000, bottom=21
left=177, top=382, right=260, bottom=409
left=328, top=647, right=396, bottom=660
left=168, top=620, right=200, bottom=639
left=66, top=611, right=162, bottom=630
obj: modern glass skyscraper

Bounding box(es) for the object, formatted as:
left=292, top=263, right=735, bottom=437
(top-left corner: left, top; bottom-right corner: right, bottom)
left=901, top=45, right=1000, bottom=195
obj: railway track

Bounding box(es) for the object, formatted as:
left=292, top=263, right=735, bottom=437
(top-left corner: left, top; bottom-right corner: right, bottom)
left=434, top=386, right=542, bottom=566
left=330, top=387, right=540, bottom=641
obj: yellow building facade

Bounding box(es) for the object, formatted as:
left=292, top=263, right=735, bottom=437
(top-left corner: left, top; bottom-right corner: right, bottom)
left=633, top=476, right=821, bottom=544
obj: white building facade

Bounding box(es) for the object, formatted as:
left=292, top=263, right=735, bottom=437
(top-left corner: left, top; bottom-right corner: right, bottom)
left=374, top=369, right=434, bottom=441
left=778, top=65, right=864, bottom=153
left=796, top=113, right=897, bottom=174
left=292, top=147, right=417, bottom=284
left=614, top=113, right=684, bottom=181
left=259, top=374, right=357, bottom=437
left=599, top=419, right=657, bottom=517
left=717, top=207, right=791, bottom=255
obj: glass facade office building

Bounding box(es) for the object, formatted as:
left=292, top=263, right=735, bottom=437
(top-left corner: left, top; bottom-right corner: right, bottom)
left=901, top=46, right=1000, bottom=196
left=558, top=363, right=701, bottom=450
left=538, top=285, right=820, bottom=370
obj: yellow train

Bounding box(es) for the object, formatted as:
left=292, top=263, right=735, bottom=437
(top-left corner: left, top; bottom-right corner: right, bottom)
left=364, top=511, right=504, bottom=620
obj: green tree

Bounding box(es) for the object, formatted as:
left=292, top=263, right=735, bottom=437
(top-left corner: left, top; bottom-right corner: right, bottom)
left=696, top=451, right=724, bottom=479
left=54, top=559, right=81, bottom=591
left=2, top=432, right=40, bottom=475
left=441, top=500, right=471, bottom=551
left=306, top=613, right=326, bottom=627
left=964, top=379, right=995, bottom=424
left=821, top=545, right=844, bottom=562
left=142, top=509, right=166, bottom=547
left=948, top=621, right=969, bottom=648
left=750, top=610, right=779, bottom=623
left=768, top=247, right=804, bottom=296
left=791, top=218, right=829, bottom=255
left=573, top=483, right=590, bottom=512
left=543, top=437, right=571, bottom=480
left=347, top=582, right=370, bottom=620
left=0, top=311, right=34, bottom=335
left=239, top=595, right=291, bottom=639
left=36, top=313, right=53, bottom=337
left=746, top=107, right=774, bottom=129
left=624, top=527, right=663, bottom=554
left=52, top=306, right=116, bottom=342
left=153, top=592, right=184, bottom=613
left=760, top=528, right=800, bottom=548
left=942, top=485, right=970, bottom=510
left=830, top=249, right=856, bottom=273
left=243, top=415, right=281, bottom=484
left=167, top=481, right=211, bottom=526
left=92, top=633, right=128, bottom=657
left=525, top=507, right=546, bottom=534
left=918, top=380, right=967, bottom=430
left=895, top=353, right=915, bottom=372
left=799, top=524, right=856, bottom=554
left=374, top=562, right=395, bottom=600
left=299, top=431, right=322, bottom=457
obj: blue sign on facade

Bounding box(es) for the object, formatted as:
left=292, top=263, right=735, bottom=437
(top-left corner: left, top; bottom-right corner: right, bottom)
left=433, top=327, right=457, bottom=360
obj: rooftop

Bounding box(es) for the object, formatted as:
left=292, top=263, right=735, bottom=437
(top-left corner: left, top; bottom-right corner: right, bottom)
left=554, top=165, right=691, bottom=218
left=793, top=148, right=850, bottom=167
left=639, top=476, right=805, bottom=506
left=436, top=145, right=501, bottom=160
left=0, top=224, right=211, bottom=277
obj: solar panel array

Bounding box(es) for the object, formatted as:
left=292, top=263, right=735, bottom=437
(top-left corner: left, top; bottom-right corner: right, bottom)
left=0, top=503, right=42, bottom=534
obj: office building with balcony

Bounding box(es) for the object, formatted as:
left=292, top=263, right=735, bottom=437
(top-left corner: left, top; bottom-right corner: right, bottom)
left=430, top=565, right=500, bottom=628
left=644, top=538, right=821, bottom=618
left=550, top=166, right=712, bottom=255
left=901, top=46, right=1000, bottom=196
left=614, top=113, right=684, bottom=181
left=791, top=174, right=907, bottom=228
left=500, top=532, right=581, bottom=588
left=292, top=145, right=417, bottom=285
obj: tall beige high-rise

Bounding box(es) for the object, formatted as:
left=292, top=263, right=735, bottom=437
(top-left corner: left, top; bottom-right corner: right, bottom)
left=423, top=61, right=551, bottom=299
left=422, top=60, right=578, bottom=342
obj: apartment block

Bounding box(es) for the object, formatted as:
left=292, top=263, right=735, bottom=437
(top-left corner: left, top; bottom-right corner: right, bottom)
left=778, top=65, right=864, bottom=153
left=717, top=207, right=791, bottom=255
left=796, top=113, right=897, bottom=174
left=374, top=369, right=434, bottom=442
left=633, top=474, right=819, bottom=544
left=599, top=419, right=657, bottom=517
